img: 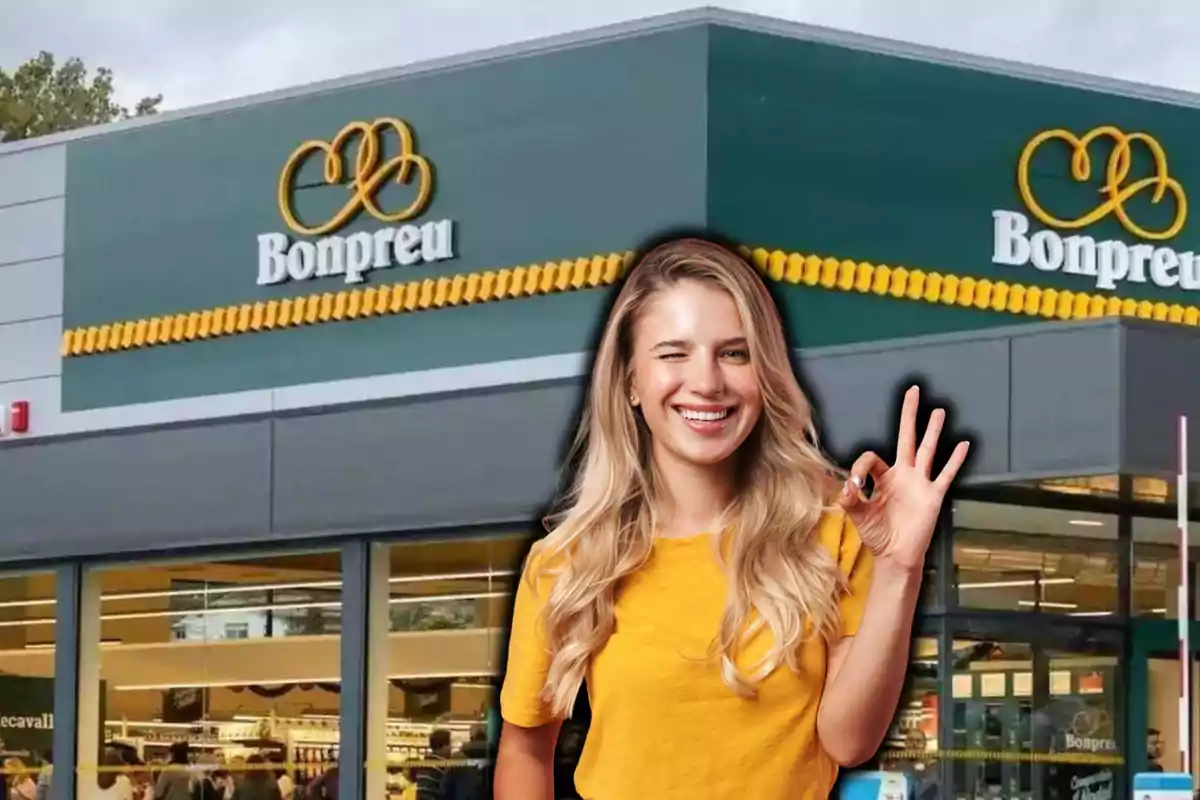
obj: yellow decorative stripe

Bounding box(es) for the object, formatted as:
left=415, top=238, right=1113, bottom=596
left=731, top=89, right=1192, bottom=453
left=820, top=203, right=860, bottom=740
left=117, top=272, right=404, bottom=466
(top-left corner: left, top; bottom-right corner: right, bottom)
left=60, top=252, right=635, bottom=357
left=62, top=245, right=1200, bottom=358
left=741, top=246, right=1200, bottom=326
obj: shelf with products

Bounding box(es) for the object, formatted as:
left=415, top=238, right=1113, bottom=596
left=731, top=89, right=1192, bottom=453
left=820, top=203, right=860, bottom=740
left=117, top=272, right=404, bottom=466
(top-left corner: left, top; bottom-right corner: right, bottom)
left=103, top=719, right=290, bottom=771
left=104, top=720, right=224, bottom=761
left=100, top=712, right=487, bottom=780
left=227, top=713, right=486, bottom=779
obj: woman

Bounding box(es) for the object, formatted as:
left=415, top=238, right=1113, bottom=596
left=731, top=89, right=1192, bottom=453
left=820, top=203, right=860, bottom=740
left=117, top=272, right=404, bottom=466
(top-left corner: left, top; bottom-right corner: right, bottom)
left=495, top=238, right=969, bottom=799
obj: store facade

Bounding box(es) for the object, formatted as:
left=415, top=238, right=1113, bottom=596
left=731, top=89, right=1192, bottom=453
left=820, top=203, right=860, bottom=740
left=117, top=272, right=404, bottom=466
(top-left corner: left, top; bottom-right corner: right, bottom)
left=2, top=8, right=1200, bottom=799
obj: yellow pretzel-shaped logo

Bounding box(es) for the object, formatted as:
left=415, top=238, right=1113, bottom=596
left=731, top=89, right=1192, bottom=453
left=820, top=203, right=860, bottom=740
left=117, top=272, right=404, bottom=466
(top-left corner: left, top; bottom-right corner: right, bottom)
left=1017, top=125, right=1187, bottom=241
left=278, top=117, right=434, bottom=237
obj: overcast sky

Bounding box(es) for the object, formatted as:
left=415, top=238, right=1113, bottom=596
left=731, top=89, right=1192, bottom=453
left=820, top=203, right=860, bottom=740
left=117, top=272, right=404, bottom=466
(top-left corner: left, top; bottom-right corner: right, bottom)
left=0, top=0, right=1196, bottom=112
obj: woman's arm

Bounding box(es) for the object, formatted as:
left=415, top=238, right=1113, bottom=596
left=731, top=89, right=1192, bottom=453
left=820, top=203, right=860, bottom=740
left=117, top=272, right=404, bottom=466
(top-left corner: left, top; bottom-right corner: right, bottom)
left=815, top=559, right=922, bottom=767
left=493, top=720, right=562, bottom=800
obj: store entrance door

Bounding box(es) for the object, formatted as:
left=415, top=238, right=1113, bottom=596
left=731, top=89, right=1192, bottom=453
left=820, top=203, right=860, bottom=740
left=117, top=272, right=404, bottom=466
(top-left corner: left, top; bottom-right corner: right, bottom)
left=946, top=634, right=1123, bottom=800
left=1129, top=619, right=1200, bottom=782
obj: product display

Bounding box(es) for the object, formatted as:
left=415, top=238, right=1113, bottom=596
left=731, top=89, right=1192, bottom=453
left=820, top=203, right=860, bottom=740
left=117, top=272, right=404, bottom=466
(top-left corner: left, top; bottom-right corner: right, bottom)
left=101, top=712, right=485, bottom=794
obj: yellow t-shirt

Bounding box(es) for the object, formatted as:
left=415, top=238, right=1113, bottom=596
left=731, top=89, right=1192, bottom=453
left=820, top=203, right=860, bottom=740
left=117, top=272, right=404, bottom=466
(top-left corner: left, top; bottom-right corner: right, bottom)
left=500, top=510, right=874, bottom=800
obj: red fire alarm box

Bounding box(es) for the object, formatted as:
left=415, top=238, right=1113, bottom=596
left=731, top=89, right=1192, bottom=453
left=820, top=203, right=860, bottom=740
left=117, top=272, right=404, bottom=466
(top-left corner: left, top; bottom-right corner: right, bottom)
left=8, top=401, right=28, bottom=434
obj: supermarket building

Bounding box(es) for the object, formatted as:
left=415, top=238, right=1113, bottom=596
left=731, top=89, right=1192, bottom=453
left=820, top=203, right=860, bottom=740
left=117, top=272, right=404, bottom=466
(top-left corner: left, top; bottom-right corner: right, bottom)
left=0, top=8, right=1199, bottom=799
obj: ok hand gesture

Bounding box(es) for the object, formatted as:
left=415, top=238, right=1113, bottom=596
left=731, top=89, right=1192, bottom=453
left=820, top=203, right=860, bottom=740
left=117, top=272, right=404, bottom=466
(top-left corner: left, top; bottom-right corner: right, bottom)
left=837, top=385, right=970, bottom=572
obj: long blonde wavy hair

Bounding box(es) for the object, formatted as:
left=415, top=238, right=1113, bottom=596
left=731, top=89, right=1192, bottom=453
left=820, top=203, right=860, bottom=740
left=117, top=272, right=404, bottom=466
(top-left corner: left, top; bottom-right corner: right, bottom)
left=528, top=238, right=847, bottom=718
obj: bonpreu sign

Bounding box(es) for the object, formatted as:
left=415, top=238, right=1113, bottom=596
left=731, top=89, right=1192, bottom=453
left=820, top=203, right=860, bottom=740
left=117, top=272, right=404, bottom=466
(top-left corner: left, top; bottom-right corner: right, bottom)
left=257, top=117, right=457, bottom=287
left=992, top=125, right=1198, bottom=295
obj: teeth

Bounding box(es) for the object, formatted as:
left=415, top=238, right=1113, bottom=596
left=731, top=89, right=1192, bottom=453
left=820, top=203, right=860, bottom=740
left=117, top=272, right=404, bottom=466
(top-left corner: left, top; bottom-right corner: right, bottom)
left=679, top=408, right=730, bottom=422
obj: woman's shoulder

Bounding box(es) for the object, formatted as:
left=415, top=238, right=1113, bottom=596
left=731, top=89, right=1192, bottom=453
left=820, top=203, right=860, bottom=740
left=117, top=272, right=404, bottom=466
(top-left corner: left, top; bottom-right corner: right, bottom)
left=519, top=540, right=571, bottom=591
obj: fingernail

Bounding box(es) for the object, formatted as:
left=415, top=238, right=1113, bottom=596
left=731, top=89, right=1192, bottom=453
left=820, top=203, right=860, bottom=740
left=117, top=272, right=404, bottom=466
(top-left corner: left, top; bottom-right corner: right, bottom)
left=851, top=474, right=864, bottom=489
left=842, top=482, right=852, bottom=498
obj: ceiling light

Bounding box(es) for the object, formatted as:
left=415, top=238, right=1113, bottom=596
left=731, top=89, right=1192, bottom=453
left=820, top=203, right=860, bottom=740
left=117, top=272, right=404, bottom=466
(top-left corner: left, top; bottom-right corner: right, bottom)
left=0, top=568, right=517, bottom=613
left=0, top=589, right=513, bottom=630
left=960, top=578, right=1075, bottom=590
left=1069, top=519, right=1106, bottom=527
left=1017, top=600, right=1078, bottom=609
left=25, top=639, right=122, bottom=650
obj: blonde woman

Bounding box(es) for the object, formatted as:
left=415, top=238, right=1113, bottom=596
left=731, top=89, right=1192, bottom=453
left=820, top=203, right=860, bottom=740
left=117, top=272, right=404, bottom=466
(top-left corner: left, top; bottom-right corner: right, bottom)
left=495, top=238, right=969, bottom=799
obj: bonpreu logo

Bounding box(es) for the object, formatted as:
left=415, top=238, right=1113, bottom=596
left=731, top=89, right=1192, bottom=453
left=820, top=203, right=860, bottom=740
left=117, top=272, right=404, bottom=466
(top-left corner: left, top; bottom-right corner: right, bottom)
left=1063, top=732, right=1116, bottom=753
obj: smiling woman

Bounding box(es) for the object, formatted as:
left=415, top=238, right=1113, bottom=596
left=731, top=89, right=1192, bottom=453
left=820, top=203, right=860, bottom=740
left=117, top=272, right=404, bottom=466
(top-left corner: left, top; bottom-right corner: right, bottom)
left=629, top=278, right=763, bottom=476
left=494, top=238, right=968, bottom=800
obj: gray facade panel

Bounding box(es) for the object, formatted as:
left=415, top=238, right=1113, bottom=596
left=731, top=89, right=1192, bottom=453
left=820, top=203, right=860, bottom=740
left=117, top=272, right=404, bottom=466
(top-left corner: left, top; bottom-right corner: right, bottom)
left=0, top=258, right=63, bottom=324
left=271, top=383, right=582, bottom=536
left=0, top=317, right=62, bottom=382
left=0, top=376, right=59, bottom=436
left=1121, top=324, right=1200, bottom=476
left=0, top=422, right=272, bottom=560
left=1009, top=326, right=1121, bottom=475
left=0, top=320, right=1189, bottom=565
left=802, top=339, right=1011, bottom=479
left=0, top=198, right=64, bottom=266
left=0, top=146, right=65, bottom=207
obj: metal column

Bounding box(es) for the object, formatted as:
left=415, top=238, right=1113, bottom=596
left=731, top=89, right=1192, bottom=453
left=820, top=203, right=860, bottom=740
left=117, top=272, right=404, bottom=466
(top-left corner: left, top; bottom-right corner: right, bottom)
left=339, top=541, right=370, bottom=800
left=50, top=564, right=81, bottom=800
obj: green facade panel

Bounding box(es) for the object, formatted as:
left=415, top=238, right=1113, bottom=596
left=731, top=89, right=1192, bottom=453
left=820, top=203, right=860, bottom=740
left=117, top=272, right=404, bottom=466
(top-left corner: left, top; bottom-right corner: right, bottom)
left=62, top=27, right=709, bottom=410
left=60, top=21, right=1200, bottom=409
left=707, top=26, right=1200, bottom=347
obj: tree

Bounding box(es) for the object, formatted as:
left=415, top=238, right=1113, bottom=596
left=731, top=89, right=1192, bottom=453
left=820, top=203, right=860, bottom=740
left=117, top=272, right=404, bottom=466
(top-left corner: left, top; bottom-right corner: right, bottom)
left=0, top=51, right=162, bottom=142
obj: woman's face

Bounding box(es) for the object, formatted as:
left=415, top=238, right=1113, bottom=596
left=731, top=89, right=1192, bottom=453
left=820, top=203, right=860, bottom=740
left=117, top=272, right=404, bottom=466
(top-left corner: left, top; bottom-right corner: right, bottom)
left=629, top=279, right=763, bottom=469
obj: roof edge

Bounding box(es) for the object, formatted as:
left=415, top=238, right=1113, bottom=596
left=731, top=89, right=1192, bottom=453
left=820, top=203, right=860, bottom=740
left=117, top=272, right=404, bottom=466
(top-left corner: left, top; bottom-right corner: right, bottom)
left=5, top=6, right=1200, bottom=156
left=0, top=7, right=721, bottom=156
left=709, top=8, right=1200, bottom=111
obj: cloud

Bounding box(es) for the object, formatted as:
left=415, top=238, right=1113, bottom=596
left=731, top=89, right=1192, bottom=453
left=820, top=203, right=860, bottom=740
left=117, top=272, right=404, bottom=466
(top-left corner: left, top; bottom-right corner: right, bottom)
left=2, top=0, right=1200, bottom=112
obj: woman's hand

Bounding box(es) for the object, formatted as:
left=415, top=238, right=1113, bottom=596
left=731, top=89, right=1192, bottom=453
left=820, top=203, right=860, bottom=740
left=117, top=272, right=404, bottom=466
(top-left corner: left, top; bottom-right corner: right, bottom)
left=837, top=385, right=969, bottom=573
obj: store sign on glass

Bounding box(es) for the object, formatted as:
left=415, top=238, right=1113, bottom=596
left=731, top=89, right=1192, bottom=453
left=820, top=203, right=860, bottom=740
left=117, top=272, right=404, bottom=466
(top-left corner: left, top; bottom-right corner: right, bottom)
left=1048, top=697, right=1118, bottom=800
left=992, top=126, right=1199, bottom=292
left=257, top=117, right=456, bottom=287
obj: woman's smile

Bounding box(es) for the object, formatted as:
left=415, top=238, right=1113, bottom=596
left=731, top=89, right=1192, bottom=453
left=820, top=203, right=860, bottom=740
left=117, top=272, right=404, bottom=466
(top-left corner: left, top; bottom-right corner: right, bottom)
left=674, top=404, right=740, bottom=436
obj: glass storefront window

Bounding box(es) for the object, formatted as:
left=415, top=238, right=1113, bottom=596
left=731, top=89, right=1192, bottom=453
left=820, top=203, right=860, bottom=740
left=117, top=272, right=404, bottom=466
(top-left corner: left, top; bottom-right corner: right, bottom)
left=875, top=637, right=940, bottom=798
left=1042, top=650, right=1122, bottom=800
left=1146, top=657, right=1184, bottom=777
left=1145, top=655, right=1200, bottom=789
left=948, top=639, right=1122, bottom=800
left=1014, top=474, right=1178, bottom=505
left=366, top=532, right=529, bottom=799
left=0, top=572, right=55, bottom=798
left=949, top=640, right=1035, bottom=800
left=953, top=502, right=1118, bottom=616
left=76, top=551, right=342, bottom=798
left=1132, top=516, right=1200, bottom=619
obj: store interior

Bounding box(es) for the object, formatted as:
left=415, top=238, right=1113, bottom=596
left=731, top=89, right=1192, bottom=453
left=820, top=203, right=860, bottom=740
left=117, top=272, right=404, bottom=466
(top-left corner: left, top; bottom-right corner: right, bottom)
left=0, top=533, right=528, bottom=797
left=952, top=498, right=1185, bottom=618
left=0, top=496, right=1190, bottom=796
